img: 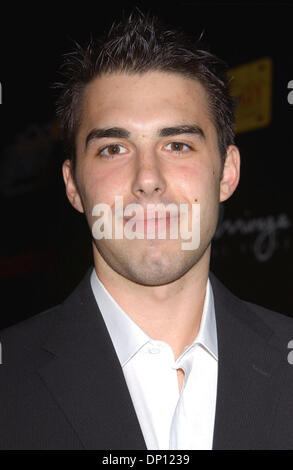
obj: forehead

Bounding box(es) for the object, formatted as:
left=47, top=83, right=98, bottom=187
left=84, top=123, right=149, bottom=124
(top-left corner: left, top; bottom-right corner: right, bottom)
left=78, top=71, right=214, bottom=136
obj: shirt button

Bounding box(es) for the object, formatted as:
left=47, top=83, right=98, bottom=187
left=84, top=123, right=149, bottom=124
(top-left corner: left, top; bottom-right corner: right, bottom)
left=148, top=347, right=161, bottom=354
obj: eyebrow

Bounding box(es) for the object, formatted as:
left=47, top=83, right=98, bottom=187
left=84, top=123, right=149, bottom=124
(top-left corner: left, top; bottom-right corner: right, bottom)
left=85, top=124, right=205, bottom=150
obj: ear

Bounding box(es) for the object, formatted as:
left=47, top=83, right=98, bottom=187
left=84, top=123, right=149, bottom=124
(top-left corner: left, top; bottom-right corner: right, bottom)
left=220, top=145, right=241, bottom=202
left=62, top=159, right=84, bottom=213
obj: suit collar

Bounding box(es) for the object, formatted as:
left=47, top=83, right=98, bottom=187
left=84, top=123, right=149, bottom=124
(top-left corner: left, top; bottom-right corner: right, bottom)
left=38, top=267, right=286, bottom=450
left=38, top=267, right=147, bottom=450
left=209, top=272, right=285, bottom=449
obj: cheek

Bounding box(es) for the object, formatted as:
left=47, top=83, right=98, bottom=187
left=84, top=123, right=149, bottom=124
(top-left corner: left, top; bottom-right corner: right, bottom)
left=79, top=162, right=122, bottom=208
left=178, top=164, right=220, bottom=216
left=174, top=163, right=211, bottom=199
left=173, top=162, right=199, bottom=190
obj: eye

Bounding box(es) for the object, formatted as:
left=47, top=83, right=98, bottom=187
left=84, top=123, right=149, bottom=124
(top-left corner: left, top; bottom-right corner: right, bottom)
left=98, top=143, right=128, bottom=158
left=164, top=142, right=192, bottom=154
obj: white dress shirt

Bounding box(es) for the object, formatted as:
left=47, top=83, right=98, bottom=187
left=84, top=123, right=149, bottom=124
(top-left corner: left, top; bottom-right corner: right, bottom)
left=90, top=268, right=218, bottom=450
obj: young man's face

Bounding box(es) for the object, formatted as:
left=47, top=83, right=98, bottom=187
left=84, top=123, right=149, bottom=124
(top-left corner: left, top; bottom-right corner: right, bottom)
left=63, top=71, right=240, bottom=286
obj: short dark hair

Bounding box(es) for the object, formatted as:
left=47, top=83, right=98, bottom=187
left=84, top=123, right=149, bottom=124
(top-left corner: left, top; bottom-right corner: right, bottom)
left=54, top=8, right=236, bottom=173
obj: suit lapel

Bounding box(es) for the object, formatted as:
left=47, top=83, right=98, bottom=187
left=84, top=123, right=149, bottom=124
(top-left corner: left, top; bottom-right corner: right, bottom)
left=37, top=267, right=288, bottom=450
left=210, top=273, right=286, bottom=449
left=38, top=268, right=147, bottom=450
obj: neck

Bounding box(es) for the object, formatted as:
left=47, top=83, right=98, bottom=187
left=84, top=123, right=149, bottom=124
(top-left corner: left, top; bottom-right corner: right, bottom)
left=93, top=244, right=211, bottom=360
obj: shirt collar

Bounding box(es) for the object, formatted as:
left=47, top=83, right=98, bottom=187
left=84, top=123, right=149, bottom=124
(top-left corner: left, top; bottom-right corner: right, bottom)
left=191, top=276, right=218, bottom=360
left=90, top=267, right=218, bottom=367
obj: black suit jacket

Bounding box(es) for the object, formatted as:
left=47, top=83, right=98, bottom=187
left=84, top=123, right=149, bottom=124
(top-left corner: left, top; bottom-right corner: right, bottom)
left=1, top=267, right=293, bottom=449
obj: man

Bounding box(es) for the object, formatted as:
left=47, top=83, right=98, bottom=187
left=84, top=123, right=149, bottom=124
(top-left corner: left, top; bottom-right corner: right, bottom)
left=1, top=9, right=293, bottom=450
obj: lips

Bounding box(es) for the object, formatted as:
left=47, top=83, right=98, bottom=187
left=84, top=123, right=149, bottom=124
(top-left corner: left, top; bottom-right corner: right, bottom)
left=124, top=213, right=178, bottom=235
left=123, top=210, right=172, bottom=221
left=124, top=214, right=171, bottom=222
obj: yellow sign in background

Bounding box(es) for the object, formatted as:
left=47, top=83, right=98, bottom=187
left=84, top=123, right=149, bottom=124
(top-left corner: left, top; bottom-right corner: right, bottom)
left=228, top=57, right=273, bottom=134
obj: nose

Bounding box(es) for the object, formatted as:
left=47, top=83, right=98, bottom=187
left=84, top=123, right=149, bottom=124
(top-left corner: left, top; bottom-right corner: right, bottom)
left=131, top=153, right=167, bottom=200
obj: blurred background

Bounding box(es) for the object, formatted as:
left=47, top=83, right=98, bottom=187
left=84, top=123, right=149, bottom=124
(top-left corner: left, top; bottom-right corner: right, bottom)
left=0, top=1, right=292, bottom=329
